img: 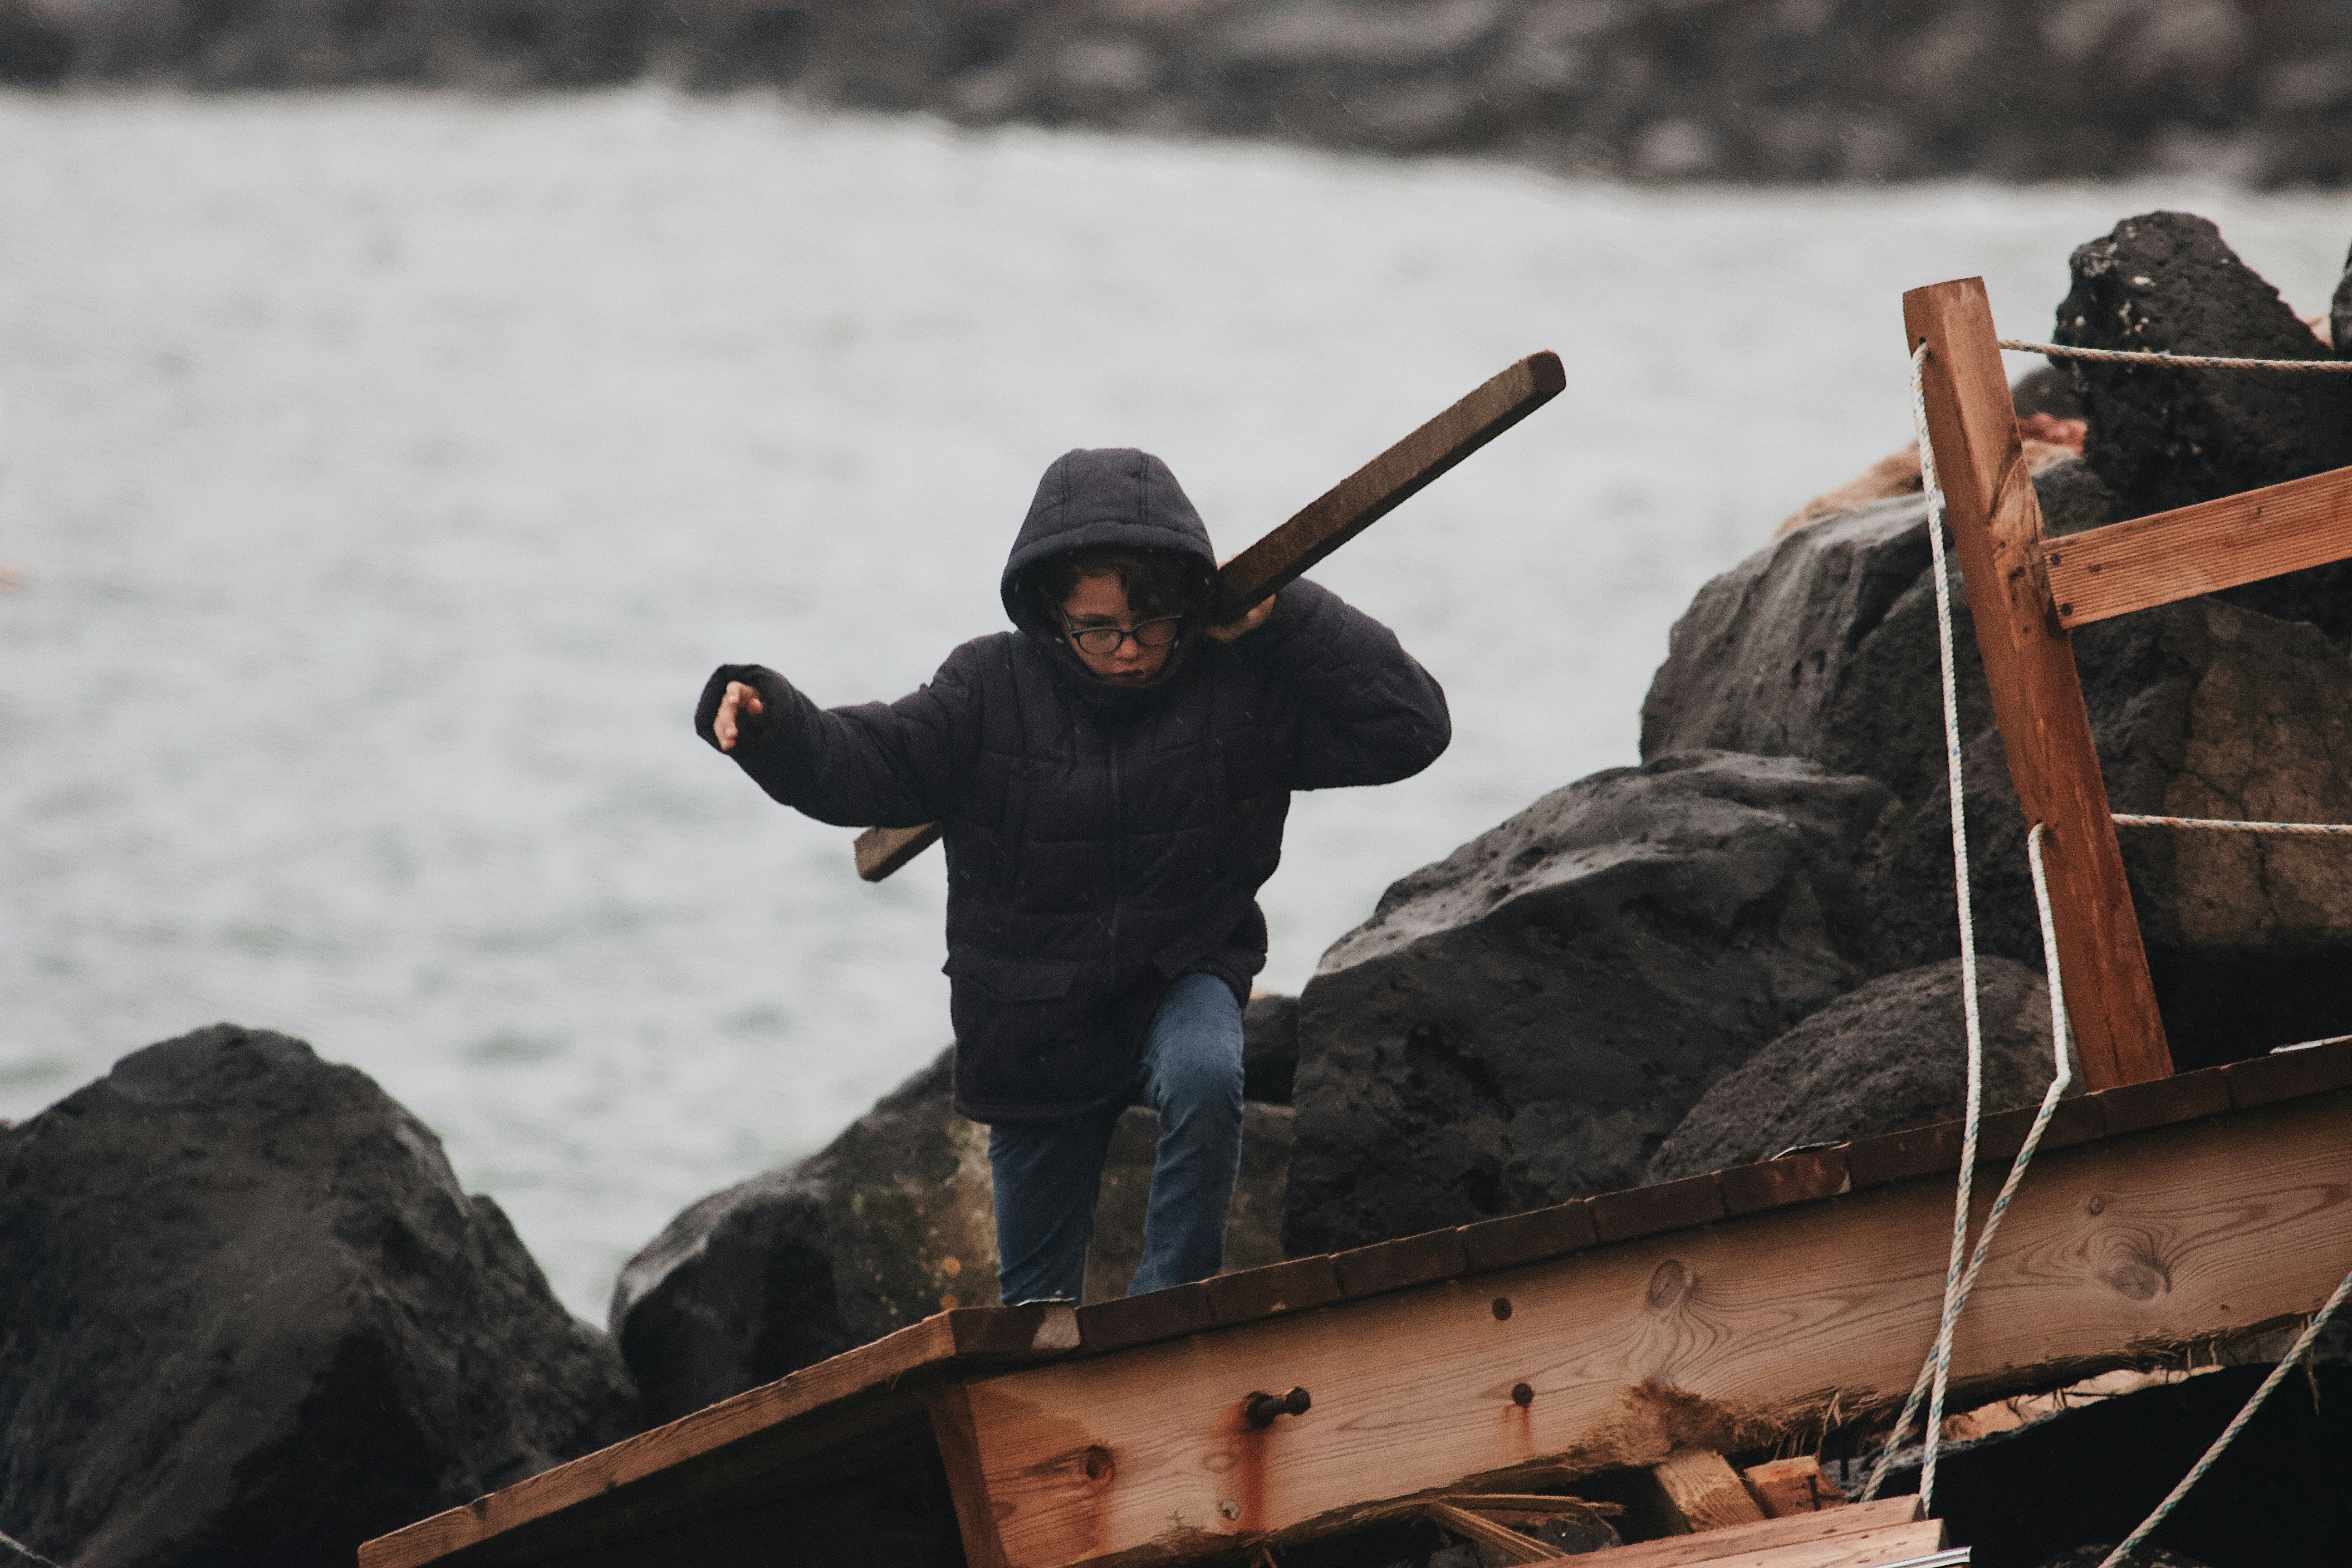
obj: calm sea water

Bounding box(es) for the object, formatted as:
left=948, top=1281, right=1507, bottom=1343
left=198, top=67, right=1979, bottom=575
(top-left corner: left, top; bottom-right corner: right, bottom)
left=5, top=89, right=2347, bottom=1319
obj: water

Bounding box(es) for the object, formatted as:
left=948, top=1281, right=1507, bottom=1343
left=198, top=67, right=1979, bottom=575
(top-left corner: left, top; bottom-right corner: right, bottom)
left=5, top=89, right=2348, bottom=1321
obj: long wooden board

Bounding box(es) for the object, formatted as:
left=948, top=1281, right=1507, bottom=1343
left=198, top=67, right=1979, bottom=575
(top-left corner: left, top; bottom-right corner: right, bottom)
left=362, top=1305, right=1078, bottom=1568
left=951, top=1090, right=2348, bottom=1567
left=2043, top=461, right=2352, bottom=628
left=1588, top=1499, right=1920, bottom=1568
left=852, top=350, right=1566, bottom=882
left=1904, top=278, right=2172, bottom=1089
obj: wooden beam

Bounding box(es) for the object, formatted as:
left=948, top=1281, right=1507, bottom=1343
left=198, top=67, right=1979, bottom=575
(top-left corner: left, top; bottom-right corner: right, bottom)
left=1903, top=277, right=2172, bottom=1088
left=951, top=1089, right=2347, bottom=1566
left=1653, top=1450, right=1767, bottom=1533
left=852, top=350, right=1566, bottom=882
left=1739, top=1459, right=1846, bottom=1519
left=2043, top=462, right=2352, bottom=628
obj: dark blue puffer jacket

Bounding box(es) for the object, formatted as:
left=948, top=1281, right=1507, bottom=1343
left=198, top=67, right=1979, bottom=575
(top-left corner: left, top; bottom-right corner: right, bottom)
left=696, top=448, right=1450, bottom=1122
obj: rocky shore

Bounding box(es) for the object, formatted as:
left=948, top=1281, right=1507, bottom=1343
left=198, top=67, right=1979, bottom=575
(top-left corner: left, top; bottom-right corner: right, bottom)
left=8, top=0, right=2352, bottom=186
left=8, top=210, right=2352, bottom=1565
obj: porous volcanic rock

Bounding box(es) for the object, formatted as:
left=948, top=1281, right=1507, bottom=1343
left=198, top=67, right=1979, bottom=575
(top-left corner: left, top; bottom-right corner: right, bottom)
left=0, top=1025, right=638, bottom=1568
left=612, top=1047, right=1296, bottom=1425
left=1283, top=750, right=1891, bottom=1257
left=1243, top=990, right=1300, bottom=1103
left=1640, top=482, right=2352, bottom=1066
left=1647, top=956, right=2060, bottom=1182
left=2056, top=211, right=2352, bottom=515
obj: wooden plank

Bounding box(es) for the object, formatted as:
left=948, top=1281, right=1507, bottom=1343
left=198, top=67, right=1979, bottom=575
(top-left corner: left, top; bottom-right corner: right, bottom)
left=2044, top=462, right=2352, bottom=628
left=1903, top=277, right=2172, bottom=1088
left=855, top=820, right=943, bottom=882
left=1653, top=1450, right=1767, bottom=1532
left=1555, top=1499, right=1919, bottom=1568
left=1420, top=1503, right=1561, bottom=1564
left=1740, top=1458, right=1847, bottom=1518
left=953, top=1090, right=2348, bottom=1566
left=1206, top=351, right=1565, bottom=622
left=1673, top=1519, right=1943, bottom=1568
left=852, top=351, right=1565, bottom=881
left=363, top=1304, right=1078, bottom=1568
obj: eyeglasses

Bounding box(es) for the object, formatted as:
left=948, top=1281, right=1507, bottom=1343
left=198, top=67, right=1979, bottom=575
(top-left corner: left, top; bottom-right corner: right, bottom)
left=1063, top=615, right=1183, bottom=656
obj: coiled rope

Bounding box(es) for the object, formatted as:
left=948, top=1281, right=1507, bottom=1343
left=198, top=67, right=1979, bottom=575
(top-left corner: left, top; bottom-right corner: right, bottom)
left=1864, top=335, right=2352, bottom=1557
left=1999, top=338, right=2352, bottom=371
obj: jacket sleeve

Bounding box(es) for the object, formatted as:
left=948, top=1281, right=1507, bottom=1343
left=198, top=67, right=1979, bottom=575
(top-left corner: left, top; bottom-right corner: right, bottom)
left=692, top=643, right=982, bottom=828
left=1237, top=578, right=1451, bottom=790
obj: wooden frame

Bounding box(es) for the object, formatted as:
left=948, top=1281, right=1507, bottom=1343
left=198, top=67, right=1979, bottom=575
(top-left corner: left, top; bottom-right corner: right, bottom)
left=1907, top=279, right=2352, bottom=1088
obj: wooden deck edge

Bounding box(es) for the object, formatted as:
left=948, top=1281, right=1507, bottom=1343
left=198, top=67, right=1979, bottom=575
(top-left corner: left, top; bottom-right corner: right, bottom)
left=363, top=1039, right=2352, bottom=1567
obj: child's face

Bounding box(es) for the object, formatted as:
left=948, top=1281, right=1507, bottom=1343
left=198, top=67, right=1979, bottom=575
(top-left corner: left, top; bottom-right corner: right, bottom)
left=1060, top=569, right=1174, bottom=685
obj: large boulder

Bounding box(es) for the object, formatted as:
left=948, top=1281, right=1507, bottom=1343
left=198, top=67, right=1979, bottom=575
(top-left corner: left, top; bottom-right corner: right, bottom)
left=0, top=1025, right=638, bottom=1568
left=612, top=1047, right=1296, bottom=1425
left=2056, top=211, right=2352, bottom=519
left=1648, top=956, right=2060, bottom=1182
left=1283, top=750, right=1891, bottom=1257
left=1640, top=486, right=2352, bottom=1068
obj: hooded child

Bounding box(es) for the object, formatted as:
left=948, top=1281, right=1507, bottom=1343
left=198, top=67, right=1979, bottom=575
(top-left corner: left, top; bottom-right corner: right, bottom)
left=695, top=448, right=1450, bottom=1304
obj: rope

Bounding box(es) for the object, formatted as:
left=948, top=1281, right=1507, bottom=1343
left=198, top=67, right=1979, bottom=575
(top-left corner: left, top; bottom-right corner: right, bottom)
left=1999, top=338, right=2352, bottom=372
left=2095, top=1263, right=2352, bottom=1568
left=2113, top=813, right=2352, bottom=837
left=1859, top=344, right=1988, bottom=1514
left=1861, top=827, right=2079, bottom=1506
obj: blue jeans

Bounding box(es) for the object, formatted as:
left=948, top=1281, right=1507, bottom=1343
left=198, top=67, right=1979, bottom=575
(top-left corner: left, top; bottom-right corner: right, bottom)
left=988, top=973, right=1245, bottom=1304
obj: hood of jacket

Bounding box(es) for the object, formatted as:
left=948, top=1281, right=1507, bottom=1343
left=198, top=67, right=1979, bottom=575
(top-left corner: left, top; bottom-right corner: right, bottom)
left=1000, top=447, right=1221, bottom=718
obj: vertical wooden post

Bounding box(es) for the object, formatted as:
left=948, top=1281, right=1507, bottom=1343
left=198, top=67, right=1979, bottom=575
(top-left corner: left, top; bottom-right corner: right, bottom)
left=1903, top=277, right=2174, bottom=1088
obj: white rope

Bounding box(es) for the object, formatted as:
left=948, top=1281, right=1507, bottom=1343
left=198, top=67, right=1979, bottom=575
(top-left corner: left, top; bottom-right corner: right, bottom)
left=2096, top=1264, right=2352, bottom=1568
left=2113, top=813, right=2352, bottom=837
left=1859, top=345, right=1988, bottom=1514
left=1999, top=338, right=2352, bottom=372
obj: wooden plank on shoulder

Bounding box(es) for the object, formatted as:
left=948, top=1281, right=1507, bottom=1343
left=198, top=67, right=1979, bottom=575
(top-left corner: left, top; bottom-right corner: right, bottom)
left=2044, top=463, right=2352, bottom=629
left=1904, top=277, right=2172, bottom=1089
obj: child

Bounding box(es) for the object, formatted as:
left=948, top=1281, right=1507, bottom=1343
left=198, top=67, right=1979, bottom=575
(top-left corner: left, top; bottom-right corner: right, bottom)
left=696, top=447, right=1448, bottom=1303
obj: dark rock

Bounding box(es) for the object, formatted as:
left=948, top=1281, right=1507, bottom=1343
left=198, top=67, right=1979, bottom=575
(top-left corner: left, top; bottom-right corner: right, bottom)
left=1649, top=956, right=2060, bottom=1181
left=1244, top=991, right=1300, bottom=1104
left=2010, top=366, right=2084, bottom=421
left=2055, top=211, right=2352, bottom=519
left=0, top=1025, right=638, bottom=1568
left=1641, top=490, right=2352, bottom=1067
left=1283, top=751, right=1891, bottom=1257
left=613, top=1047, right=1296, bottom=1425
left=2032, top=455, right=2121, bottom=538
left=0, top=0, right=72, bottom=86
left=1872, top=1363, right=2352, bottom=1568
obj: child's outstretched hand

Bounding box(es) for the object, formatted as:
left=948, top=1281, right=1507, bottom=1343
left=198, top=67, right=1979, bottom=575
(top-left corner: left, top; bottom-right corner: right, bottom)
left=1206, top=555, right=1276, bottom=643
left=713, top=681, right=765, bottom=751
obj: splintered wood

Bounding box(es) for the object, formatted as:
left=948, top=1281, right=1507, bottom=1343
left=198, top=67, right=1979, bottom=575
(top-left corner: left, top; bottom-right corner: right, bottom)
left=1739, top=1458, right=1848, bottom=1519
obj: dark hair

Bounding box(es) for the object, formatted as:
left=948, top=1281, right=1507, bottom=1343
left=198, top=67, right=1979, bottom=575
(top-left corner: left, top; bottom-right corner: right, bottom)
left=1026, top=547, right=1208, bottom=626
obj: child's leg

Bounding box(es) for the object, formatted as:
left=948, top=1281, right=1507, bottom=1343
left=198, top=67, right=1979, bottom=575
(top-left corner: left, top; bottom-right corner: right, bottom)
left=988, top=1106, right=1122, bottom=1304
left=1129, top=973, right=1246, bottom=1296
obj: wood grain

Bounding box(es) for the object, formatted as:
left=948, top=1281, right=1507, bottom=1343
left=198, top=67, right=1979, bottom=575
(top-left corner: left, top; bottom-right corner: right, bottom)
left=955, top=1091, right=2348, bottom=1567
left=1654, top=1450, right=1767, bottom=1532
left=1669, top=1519, right=1942, bottom=1568
left=1559, top=1499, right=1919, bottom=1568
left=850, top=351, right=1564, bottom=881
left=1904, top=278, right=2172, bottom=1088
left=1740, top=1458, right=1846, bottom=1519
left=363, top=1304, right=1078, bottom=1568
left=2043, top=462, right=2352, bottom=628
